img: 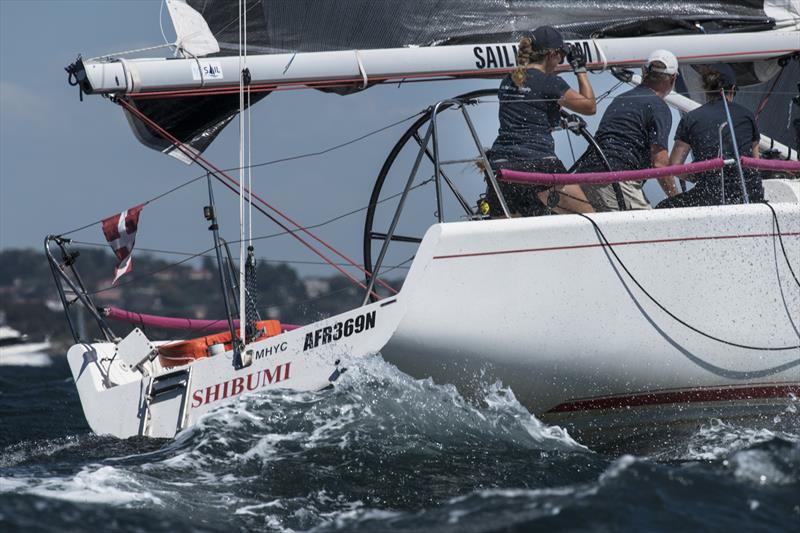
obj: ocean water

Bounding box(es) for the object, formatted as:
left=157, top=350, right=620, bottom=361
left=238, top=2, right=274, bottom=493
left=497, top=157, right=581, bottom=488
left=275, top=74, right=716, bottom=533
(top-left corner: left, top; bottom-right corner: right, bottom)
left=1, top=354, right=798, bottom=532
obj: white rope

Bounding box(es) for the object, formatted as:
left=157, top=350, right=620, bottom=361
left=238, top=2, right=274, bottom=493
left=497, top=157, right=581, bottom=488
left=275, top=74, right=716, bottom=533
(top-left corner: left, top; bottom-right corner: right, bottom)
left=246, top=0, right=253, bottom=246
left=238, top=0, right=246, bottom=345
left=591, top=39, right=608, bottom=71
left=87, top=43, right=174, bottom=61
left=159, top=0, right=172, bottom=55
left=355, top=50, right=369, bottom=89
left=88, top=1, right=176, bottom=61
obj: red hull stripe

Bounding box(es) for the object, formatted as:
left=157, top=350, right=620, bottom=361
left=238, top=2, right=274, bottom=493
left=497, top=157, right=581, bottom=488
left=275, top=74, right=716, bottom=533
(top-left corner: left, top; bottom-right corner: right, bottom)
left=547, top=383, right=800, bottom=413
left=433, top=231, right=800, bottom=260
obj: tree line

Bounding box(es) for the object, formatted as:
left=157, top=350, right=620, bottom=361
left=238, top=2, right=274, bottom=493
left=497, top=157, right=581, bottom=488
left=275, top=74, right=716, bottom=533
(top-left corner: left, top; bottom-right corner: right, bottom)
left=0, top=247, right=396, bottom=348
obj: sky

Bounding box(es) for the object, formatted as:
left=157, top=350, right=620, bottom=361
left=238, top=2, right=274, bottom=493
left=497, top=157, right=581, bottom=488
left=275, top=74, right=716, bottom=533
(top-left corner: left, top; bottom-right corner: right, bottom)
left=0, top=0, right=677, bottom=279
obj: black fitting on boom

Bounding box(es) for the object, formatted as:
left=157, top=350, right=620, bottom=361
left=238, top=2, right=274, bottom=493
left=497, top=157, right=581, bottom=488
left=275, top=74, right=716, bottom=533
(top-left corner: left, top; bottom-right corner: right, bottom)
left=65, top=56, right=87, bottom=102
left=610, top=67, right=634, bottom=83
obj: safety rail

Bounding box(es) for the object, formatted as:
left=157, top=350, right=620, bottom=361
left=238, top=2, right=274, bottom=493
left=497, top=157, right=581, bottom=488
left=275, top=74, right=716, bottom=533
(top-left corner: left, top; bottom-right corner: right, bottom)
left=103, top=306, right=300, bottom=333
left=498, top=157, right=800, bottom=186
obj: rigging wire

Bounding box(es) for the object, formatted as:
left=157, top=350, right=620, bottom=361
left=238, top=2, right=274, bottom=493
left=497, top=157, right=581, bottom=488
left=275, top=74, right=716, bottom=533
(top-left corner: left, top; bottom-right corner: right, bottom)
left=77, top=242, right=412, bottom=297
left=68, top=239, right=414, bottom=269
left=118, top=98, right=390, bottom=297
left=594, top=80, right=624, bottom=104
left=56, top=112, right=422, bottom=238
left=130, top=82, right=800, bottom=100
left=159, top=0, right=171, bottom=53
left=109, top=259, right=404, bottom=344
left=87, top=43, right=175, bottom=61
left=754, top=66, right=785, bottom=122
left=238, top=0, right=248, bottom=342
left=124, top=62, right=799, bottom=100
left=268, top=256, right=414, bottom=313
left=208, top=0, right=261, bottom=42
left=466, top=89, right=798, bottom=107
left=574, top=212, right=800, bottom=351
left=87, top=0, right=176, bottom=60
left=565, top=128, right=576, bottom=164
left=67, top=174, right=430, bottom=301
left=763, top=200, right=800, bottom=289
left=67, top=177, right=433, bottom=286
left=84, top=247, right=215, bottom=295
left=59, top=174, right=208, bottom=237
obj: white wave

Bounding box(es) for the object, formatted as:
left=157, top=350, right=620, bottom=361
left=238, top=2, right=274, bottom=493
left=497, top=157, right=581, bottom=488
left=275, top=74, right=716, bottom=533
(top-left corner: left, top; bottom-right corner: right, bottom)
left=481, top=381, right=587, bottom=451
left=684, top=418, right=799, bottom=460
left=729, top=448, right=796, bottom=486
left=0, top=351, right=52, bottom=367
left=235, top=499, right=286, bottom=515
left=242, top=431, right=309, bottom=462
left=598, top=454, right=638, bottom=482
left=0, top=436, right=81, bottom=468
left=0, top=465, right=165, bottom=506
left=155, top=353, right=590, bottom=467
left=341, top=355, right=587, bottom=452
left=0, top=477, right=29, bottom=492
left=320, top=507, right=401, bottom=530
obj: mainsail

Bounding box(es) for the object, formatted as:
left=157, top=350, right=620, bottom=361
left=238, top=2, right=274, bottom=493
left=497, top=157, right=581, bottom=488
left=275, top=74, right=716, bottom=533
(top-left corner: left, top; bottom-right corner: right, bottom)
left=68, top=0, right=800, bottom=160
left=188, top=0, right=795, bottom=53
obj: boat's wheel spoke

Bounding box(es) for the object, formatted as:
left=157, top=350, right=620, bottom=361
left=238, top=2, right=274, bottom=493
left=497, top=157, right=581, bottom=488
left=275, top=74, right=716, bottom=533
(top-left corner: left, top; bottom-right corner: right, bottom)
left=363, top=89, right=499, bottom=301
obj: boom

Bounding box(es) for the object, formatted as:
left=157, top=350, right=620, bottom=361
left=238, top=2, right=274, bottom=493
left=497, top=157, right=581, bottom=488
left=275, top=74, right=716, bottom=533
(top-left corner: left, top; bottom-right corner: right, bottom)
left=74, top=31, right=799, bottom=96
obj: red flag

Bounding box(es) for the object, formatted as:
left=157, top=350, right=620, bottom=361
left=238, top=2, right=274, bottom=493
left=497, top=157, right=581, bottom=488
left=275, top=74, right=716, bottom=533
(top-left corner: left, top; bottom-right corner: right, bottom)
left=101, top=204, right=144, bottom=285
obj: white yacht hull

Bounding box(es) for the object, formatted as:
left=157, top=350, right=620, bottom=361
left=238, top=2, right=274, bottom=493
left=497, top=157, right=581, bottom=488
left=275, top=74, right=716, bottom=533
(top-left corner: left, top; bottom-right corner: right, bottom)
left=67, top=202, right=799, bottom=444
left=381, top=202, right=800, bottom=447
left=68, top=301, right=405, bottom=438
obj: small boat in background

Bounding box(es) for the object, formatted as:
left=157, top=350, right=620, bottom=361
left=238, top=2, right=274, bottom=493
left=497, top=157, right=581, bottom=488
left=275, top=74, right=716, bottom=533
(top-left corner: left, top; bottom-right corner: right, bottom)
left=0, top=321, right=53, bottom=367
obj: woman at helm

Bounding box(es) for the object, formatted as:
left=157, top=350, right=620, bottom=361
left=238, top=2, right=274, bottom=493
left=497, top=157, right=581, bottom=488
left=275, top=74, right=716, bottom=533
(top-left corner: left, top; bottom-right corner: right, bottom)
left=484, top=25, right=597, bottom=217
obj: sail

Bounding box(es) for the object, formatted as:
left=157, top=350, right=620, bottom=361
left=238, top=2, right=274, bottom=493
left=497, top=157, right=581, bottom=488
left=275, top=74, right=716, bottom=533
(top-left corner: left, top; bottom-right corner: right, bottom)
left=70, top=1, right=799, bottom=161
left=187, top=0, right=790, bottom=53
left=729, top=59, right=800, bottom=157
left=122, top=92, right=267, bottom=163
left=677, top=58, right=800, bottom=157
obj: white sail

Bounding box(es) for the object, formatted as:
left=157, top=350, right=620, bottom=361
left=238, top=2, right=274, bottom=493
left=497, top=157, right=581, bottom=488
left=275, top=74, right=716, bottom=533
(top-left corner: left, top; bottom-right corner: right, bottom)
left=765, top=0, right=800, bottom=28
left=165, top=0, right=220, bottom=57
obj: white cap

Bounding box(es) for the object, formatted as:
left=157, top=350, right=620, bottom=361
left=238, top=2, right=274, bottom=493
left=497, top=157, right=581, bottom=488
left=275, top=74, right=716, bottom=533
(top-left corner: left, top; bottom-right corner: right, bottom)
left=645, top=49, right=678, bottom=75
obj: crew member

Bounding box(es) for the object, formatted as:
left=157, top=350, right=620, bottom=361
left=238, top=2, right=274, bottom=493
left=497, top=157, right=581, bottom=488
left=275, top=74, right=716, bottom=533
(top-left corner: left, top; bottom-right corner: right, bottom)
left=657, top=63, right=761, bottom=208
left=579, top=50, right=680, bottom=211
left=485, top=25, right=596, bottom=217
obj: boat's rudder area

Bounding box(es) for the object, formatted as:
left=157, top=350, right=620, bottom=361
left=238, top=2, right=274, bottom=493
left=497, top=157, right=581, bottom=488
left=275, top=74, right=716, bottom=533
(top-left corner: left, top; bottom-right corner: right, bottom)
left=66, top=299, right=407, bottom=439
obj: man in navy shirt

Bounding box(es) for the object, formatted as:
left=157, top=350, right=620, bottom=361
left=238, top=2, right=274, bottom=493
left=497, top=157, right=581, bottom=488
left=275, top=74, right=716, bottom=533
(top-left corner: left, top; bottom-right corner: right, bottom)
left=657, top=63, right=761, bottom=208
left=579, top=50, right=681, bottom=211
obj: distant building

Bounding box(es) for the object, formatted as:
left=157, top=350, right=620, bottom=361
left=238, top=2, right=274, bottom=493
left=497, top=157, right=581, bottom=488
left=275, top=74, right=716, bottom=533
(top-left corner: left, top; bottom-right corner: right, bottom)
left=189, top=268, right=212, bottom=281
left=154, top=270, right=178, bottom=282
left=94, top=279, right=122, bottom=303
